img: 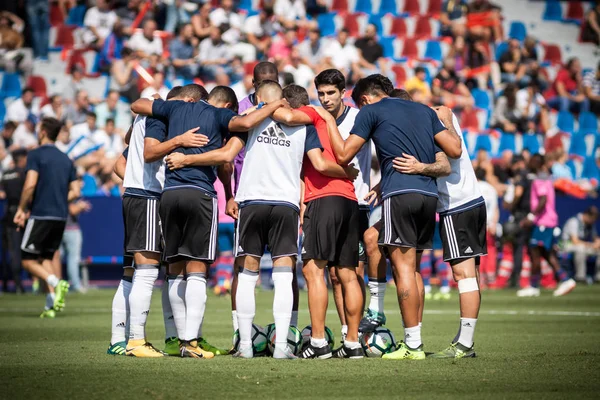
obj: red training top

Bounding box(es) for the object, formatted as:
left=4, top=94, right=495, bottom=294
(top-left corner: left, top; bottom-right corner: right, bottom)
left=299, top=106, right=357, bottom=203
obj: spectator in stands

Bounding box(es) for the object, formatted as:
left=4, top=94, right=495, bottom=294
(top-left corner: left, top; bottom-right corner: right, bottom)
left=404, top=66, right=432, bottom=105
left=65, top=89, right=92, bottom=127
left=198, top=24, right=235, bottom=85
left=128, top=19, right=163, bottom=58
left=62, top=64, right=87, bottom=104
left=354, top=24, right=386, bottom=78
left=209, top=0, right=242, bottom=45
left=5, top=87, right=37, bottom=123
left=26, top=0, right=50, bottom=61
left=305, top=0, right=328, bottom=17
left=109, top=47, right=140, bottom=103
left=244, top=5, right=277, bottom=57
left=466, top=0, right=502, bottom=43
left=1, top=122, right=17, bottom=152
left=516, top=80, right=550, bottom=134
left=491, top=83, right=526, bottom=133
left=40, top=94, right=66, bottom=123
left=323, top=28, right=359, bottom=79
left=94, top=118, right=125, bottom=160
left=140, top=71, right=169, bottom=100
left=191, top=2, right=213, bottom=41
left=95, top=90, right=132, bottom=132
left=432, top=57, right=474, bottom=108
left=0, top=11, right=31, bottom=76
left=62, top=188, right=91, bottom=293
left=561, top=206, right=600, bottom=283
left=268, top=27, right=296, bottom=62
left=452, top=36, right=489, bottom=90
left=274, top=0, right=306, bottom=29
left=12, top=114, right=37, bottom=149
left=298, top=27, right=325, bottom=71
left=547, top=57, right=590, bottom=114
left=583, top=61, right=600, bottom=115
left=170, top=23, right=199, bottom=80
left=440, top=0, right=468, bottom=38
left=475, top=167, right=499, bottom=288
left=98, top=21, right=126, bottom=73
left=548, top=149, right=573, bottom=180
left=581, top=2, right=600, bottom=46
left=499, top=39, right=530, bottom=87
left=116, top=0, right=146, bottom=36
left=521, top=37, right=548, bottom=91
left=82, top=0, right=117, bottom=48
left=283, top=48, right=314, bottom=89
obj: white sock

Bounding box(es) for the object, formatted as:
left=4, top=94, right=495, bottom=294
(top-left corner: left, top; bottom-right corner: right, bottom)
left=341, top=325, right=348, bottom=338
left=128, top=266, right=159, bottom=341
left=419, top=322, right=422, bottom=328
left=291, top=310, right=298, bottom=327
left=404, top=325, right=422, bottom=349
left=272, top=268, right=293, bottom=351
left=236, top=269, right=258, bottom=349
left=440, top=286, right=451, bottom=295
left=47, top=274, right=59, bottom=288
left=367, top=280, right=386, bottom=313
left=232, top=310, right=239, bottom=332
left=452, top=320, right=461, bottom=344
left=45, top=293, right=55, bottom=310
left=424, top=285, right=432, bottom=294
left=197, top=290, right=207, bottom=338
left=183, top=273, right=207, bottom=341
left=344, top=340, right=361, bottom=349
left=161, top=279, right=177, bottom=339
left=168, top=275, right=186, bottom=339
left=457, top=318, right=477, bottom=348
left=310, top=337, right=327, bottom=348
left=111, top=277, right=132, bottom=345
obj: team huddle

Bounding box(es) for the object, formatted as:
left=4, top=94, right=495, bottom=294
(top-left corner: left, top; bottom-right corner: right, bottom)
left=15, top=62, right=488, bottom=360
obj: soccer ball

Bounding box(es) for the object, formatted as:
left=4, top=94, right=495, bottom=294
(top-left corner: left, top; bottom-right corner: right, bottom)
left=267, top=325, right=302, bottom=356
left=232, top=324, right=268, bottom=356
left=300, top=325, right=335, bottom=350
left=360, top=327, right=396, bottom=357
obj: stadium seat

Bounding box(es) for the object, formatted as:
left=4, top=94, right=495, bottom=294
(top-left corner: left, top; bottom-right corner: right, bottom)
left=508, top=21, right=527, bottom=41
left=368, top=14, right=384, bottom=35
left=495, top=41, right=509, bottom=61
left=50, top=2, right=64, bottom=26
left=474, top=134, right=492, bottom=153
left=460, top=107, right=479, bottom=131
left=414, top=16, right=433, bottom=39
left=391, top=64, right=406, bottom=86
left=355, top=0, right=373, bottom=14
left=55, top=25, right=77, bottom=49
left=401, top=38, right=419, bottom=59
left=0, top=101, right=5, bottom=126
left=403, top=0, right=420, bottom=15
left=471, top=89, right=490, bottom=110
left=380, top=36, right=395, bottom=58
left=378, top=0, right=398, bottom=15
left=557, top=111, right=575, bottom=134
left=317, top=13, right=337, bottom=36
left=582, top=156, right=599, bottom=181
left=238, top=0, right=253, bottom=12
left=26, top=75, right=47, bottom=98
left=331, top=0, right=349, bottom=13
left=578, top=112, right=598, bottom=134
left=344, top=13, right=361, bottom=36
left=543, top=44, right=562, bottom=65
left=0, top=73, right=22, bottom=99
left=499, top=132, right=516, bottom=153
left=523, top=134, right=542, bottom=154
left=566, top=159, right=582, bottom=180
left=543, top=0, right=563, bottom=22
left=66, top=5, right=87, bottom=27
left=66, top=50, right=87, bottom=75
left=389, top=16, right=408, bottom=37
left=423, top=40, right=442, bottom=61
left=427, top=0, right=442, bottom=17
left=565, top=2, right=584, bottom=21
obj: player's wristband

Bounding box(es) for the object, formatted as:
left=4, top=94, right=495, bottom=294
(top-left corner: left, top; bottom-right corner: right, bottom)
left=527, top=213, right=536, bottom=222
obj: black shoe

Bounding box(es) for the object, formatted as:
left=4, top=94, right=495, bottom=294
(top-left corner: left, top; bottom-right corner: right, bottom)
left=332, top=345, right=364, bottom=359
left=300, top=343, right=332, bottom=359
left=358, top=309, right=386, bottom=333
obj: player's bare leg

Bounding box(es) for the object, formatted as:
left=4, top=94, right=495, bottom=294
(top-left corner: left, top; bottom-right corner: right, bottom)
left=360, top=224, right=388, bottom=333
left=300, top=259, right=332, bottom=359
left=332, top=266, right=364, bottom=358
left=415, top=251, right=424, bottom=326
left=23, top=256, right=68, bottom=315
left=329, top=265, right=347, bottom=340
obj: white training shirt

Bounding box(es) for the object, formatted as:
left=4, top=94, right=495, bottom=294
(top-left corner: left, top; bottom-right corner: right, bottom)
left=436, top=113, right=483, bottom=213
left=478, top=179, right=498, bottom=227
left=235, top=118, right=322, bottom=211
left=337, top=106, right=371, bottom=209
left=123, top=115, right=165, bottom=195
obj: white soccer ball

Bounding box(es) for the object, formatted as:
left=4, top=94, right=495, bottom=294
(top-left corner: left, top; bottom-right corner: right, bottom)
left=267, top=325, right=302, bottom=356
left=360, top=327, right=396, bottom=357
left=232, top=324, right=268, bottom=356
left=300, top=325, right=335, bottom=350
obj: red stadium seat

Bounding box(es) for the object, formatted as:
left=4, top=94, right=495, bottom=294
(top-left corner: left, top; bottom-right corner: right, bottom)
left=55, top=25, right=76, bottom=49
left=50, top=2, right=65, bottom=27
left=414, top=16, right=433, bottom=39
left=460, top=108, right=480, bottom=131
left=565, top=2, right=584, bottom=21
left=26, top=76, right=47, bottom=98
left=401, top=38, right=419, bottom=59
left=391, top=64, right=407, bottom=86
left=427, top=0, right=443, bottom=17
left=389, top=17, right=407, bottom=38
left=543, top=44, right=562, bottom=65
left=66, top=50, right=86, bottom=74
left=331, top=0, right=349, bottom=13
left=403, top=0, right=420, bottom=15
left=344, top=13, right=361, bottom=37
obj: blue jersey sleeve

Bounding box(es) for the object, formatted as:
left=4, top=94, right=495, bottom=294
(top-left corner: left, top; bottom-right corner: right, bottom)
left=25, top=149, right=40, bottom=172
left=215, top=108, right=237, bottom=138
left=69, top=162, right=77, bottom=182
left=304, top=125, right=323, bottom=153
left=431, top=110, right=447, bottom=136
left=145, top=117, right=167, bottom=142
left=151, top=99, right=178, bottom=119
left=122, top=147, right=129, bottom=159
left=350, top=106, right=376, bottom=141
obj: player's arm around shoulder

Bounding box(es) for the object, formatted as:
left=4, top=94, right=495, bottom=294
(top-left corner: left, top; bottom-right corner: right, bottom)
left=228, top=99, right=288, bottom=132
left=432, top=106, right=462, bottom=159
left=165, top=135, right=246, bottom=170
left=392, top=151, right=451, bottom=177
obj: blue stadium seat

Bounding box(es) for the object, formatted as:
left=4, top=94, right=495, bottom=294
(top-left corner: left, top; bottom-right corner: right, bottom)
left=582, top=156, right=599, bottom=181
left=508, top=21, right=527, bottom=41
left=566, top=159, right=579, bottom=180
left=474, top=134, right=492, bottom=153
left=472, top=89, right=490, bottom=110
left=423, top=40, right=442, bottom=61
left=0, top=101, right=5, bottom=129
left=355, top=0, right=373, bottom=14
left=380, top=36, right=395, bottom=58
left=378, top=0, right=398, bottom=15
left=368, top=14, right=384, bottom=35
left=495, top=41, right=508, bottom=61
left=66, top=5, right=87, bottom=27
left=557, top=111, right=575, bottom=134
left=578, top=111, right=598, bottom=133
left=499, top=132, right=516, bottom=153
left=523, top=134, right=541, bottom=154
left=238, top=0, right=253, bottom=12
left=0, top=73, right=21, bottom=98
left=317, top=13, right=337, bottom=36
left=543, top=0, right=563, bottom=21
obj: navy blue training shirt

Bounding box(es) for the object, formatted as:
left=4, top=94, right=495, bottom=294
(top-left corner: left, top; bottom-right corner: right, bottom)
left=152, top=99, right=236, bottom=196
left=26, top=144, right=77, bottom=220
left=351, top=97, right=445, bottom=200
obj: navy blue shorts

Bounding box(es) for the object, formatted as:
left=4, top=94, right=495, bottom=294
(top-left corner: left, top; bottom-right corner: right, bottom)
left=530, top=225, right=559, bottom=251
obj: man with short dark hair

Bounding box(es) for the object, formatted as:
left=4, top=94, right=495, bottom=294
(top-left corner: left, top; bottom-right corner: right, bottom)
left=5, top=87, right=37, bottom=123
left=561, top=206, right=600, bottom=283
left=14, top=117, right=79, bottom=318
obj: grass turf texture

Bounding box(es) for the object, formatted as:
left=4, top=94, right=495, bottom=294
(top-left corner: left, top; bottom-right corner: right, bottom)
left=1, top=286, right=600, bottom=399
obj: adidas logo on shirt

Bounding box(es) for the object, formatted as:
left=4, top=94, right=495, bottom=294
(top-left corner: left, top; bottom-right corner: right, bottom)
left=27, top=243, right=36, bottom=250
left=465, top=247, right=473, bottom=254
left=237, top=246, right=244, bottom=253
left=256, top=124, right=291, bottom=147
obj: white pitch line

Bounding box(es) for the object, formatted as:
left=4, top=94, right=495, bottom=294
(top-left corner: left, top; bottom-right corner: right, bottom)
left=0, top=308, right=599, bottom=317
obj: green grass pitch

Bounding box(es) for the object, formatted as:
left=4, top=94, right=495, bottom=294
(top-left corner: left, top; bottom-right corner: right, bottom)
left=1, top=286, right=600, bottom=399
